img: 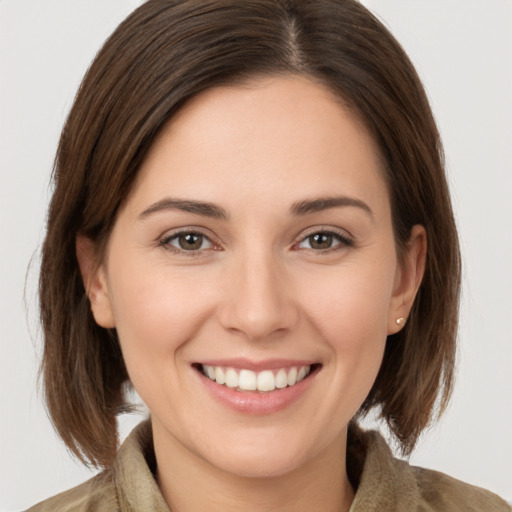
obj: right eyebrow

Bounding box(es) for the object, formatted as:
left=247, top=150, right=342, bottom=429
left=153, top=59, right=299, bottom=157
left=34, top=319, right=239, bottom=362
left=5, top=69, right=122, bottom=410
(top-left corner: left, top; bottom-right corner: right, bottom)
left=138, top=197, right=228, bottom=220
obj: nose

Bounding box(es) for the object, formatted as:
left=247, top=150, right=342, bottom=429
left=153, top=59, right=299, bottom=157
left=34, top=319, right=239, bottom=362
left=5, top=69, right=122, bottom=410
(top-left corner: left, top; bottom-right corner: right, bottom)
left=218, top=249, right=299, bottom=342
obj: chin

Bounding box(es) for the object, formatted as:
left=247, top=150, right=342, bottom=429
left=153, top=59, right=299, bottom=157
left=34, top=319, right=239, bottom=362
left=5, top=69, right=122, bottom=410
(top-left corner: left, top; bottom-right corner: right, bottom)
left=195, top=429, right=321, bottom=479
left=209, top=449, right=307, bottom=479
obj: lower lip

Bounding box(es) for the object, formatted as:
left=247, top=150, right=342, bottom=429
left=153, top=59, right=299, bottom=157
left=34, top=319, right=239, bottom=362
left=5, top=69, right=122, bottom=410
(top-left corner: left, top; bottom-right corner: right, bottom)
left=196, top=368, right=318, bottom=415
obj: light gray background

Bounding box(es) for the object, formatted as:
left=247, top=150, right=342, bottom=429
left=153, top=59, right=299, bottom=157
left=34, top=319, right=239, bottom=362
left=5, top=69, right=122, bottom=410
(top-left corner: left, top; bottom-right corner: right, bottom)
left=1, top=1, right=511, bottom=510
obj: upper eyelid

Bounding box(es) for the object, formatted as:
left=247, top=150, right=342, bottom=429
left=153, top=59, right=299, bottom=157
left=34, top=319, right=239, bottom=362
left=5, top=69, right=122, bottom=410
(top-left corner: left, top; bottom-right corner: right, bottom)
left=158, top=227, right=222, bottom=252
left=159, top=226, right=217, bottom=242
left=157, top=230, right=222, bottom=261
left=296, top=226, right=353, bottom=241
left=293, top=227, right=355, bottom=251
left=157, top=225, right=353, bottom=248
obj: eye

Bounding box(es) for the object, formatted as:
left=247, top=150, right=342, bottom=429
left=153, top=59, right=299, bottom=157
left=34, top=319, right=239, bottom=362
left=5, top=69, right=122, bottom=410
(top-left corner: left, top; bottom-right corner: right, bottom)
left=161, top=231, right=214, bottom=253
left=297, top=230, right=353, bottom=251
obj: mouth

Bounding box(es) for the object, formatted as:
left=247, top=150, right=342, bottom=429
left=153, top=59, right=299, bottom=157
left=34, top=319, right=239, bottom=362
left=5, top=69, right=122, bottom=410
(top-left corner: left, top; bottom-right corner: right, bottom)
left=194, top=363, right=321, bottom=393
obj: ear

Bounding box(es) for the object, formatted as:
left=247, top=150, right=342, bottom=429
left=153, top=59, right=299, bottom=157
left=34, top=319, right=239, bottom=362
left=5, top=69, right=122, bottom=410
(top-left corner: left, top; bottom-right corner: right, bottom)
left=76, top=236, right=116, bottom=328
left=388, top=225, right=427, bottom=334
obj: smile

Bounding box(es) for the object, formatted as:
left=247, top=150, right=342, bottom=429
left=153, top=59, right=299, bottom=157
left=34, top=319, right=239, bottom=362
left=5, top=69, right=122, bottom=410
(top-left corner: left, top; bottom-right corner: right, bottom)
left=199, top=364, right=313, bottom=392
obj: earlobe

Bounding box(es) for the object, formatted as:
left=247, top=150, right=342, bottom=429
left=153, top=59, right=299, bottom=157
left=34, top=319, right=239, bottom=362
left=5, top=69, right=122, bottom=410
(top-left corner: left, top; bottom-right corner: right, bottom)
left=388, top=225, right=427, bottom=334
left=76, top=236, right=116, bottom=328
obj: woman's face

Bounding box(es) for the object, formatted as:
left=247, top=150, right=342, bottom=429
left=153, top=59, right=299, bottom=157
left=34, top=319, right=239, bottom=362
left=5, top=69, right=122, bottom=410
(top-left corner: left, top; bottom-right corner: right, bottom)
left=83, top=76, right=423, bottom=478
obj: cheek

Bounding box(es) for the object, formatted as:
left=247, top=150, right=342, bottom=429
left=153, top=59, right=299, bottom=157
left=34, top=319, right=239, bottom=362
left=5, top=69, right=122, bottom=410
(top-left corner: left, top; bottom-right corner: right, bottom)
left=106, top=266, right=223, bottom=422
left=297, top=258, right=395, bottom=408
left=107, top=265, right=215, bottom=376
left=302, top=260, right=395, bottom=347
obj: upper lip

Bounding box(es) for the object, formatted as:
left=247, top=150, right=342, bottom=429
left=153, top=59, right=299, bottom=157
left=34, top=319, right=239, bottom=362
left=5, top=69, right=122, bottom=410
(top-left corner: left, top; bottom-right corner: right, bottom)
left=195, top=358, right=318, bottom=371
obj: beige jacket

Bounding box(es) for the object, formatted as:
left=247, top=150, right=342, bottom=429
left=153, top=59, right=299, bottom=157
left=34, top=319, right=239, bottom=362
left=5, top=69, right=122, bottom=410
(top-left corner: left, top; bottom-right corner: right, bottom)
left=28, top=420, right=510, bottom=511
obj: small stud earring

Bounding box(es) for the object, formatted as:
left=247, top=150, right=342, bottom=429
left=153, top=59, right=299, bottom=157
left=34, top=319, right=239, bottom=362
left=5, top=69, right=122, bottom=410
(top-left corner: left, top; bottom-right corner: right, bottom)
left=395, top=317, right=406, bottom=326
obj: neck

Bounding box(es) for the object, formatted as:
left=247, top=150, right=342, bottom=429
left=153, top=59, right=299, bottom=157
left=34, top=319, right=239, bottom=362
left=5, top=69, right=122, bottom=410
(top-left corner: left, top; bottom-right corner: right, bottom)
left=153, top=419, right=355, bottom=512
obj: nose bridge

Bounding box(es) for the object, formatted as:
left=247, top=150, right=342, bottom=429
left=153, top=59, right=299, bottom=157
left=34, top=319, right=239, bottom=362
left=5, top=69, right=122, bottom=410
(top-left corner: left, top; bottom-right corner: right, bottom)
left=219, top=242, right=298, bottom=341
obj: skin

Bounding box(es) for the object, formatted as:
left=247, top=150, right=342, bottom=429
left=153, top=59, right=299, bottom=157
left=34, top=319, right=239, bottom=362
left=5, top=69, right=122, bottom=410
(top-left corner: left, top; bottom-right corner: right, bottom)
left=78, top=75, right=426, bottom=512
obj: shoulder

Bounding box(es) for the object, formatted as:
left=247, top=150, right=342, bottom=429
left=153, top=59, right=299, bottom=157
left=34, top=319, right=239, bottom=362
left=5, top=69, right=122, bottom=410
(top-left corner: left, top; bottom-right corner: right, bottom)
left=348, top=425, right=511, bottom=511
left=27, top=420, right=170, bottom=512
left=26, top=469, right=118, bottom=512
left=410, top=464, right=511, bottom=511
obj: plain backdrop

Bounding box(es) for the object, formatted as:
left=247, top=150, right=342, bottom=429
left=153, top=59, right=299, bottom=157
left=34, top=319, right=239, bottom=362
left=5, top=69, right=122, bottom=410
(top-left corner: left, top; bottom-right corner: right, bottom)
left=1, top=1, right=511, bottom=510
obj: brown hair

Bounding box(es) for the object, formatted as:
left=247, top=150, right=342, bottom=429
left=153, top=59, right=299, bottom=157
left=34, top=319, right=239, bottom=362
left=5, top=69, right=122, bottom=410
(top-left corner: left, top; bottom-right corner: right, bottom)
left=40, top=0, right=460, bottom=467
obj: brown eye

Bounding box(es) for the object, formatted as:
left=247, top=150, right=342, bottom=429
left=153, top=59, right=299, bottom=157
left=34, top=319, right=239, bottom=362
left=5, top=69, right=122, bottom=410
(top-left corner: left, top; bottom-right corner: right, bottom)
left=308, top=233, right=333, bottom=250
left=297, top=230, right=353, bottom=252
left=163, top=231, right=213, bottom=253
left=178, top=233, right=204, bottom=250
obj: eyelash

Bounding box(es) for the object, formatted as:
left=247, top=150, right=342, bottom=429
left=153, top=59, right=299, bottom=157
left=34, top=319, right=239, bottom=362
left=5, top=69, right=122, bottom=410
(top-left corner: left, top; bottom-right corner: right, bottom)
left=294, top=228, right=354, bottom=254
left=158, top=227, right=354, bottom=256
left=159, top=229, right=219, bottom=257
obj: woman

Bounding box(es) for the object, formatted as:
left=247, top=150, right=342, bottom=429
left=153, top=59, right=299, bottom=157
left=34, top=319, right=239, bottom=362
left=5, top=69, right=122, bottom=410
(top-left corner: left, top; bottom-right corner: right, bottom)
left=28, top=0, right=510, bottom=510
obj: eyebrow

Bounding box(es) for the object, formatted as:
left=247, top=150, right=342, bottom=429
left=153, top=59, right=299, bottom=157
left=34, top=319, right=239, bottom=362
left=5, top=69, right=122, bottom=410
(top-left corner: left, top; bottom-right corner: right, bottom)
left=139, top=198, right=228, bottom=220
left=139, top=195, right=373, bottom=221
left=290, top=196, right=374, bottom=219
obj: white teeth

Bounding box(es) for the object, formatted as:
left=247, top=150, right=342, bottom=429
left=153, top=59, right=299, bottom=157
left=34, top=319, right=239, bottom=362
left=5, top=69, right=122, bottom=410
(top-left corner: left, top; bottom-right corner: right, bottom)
left=275, top=368, right=288, bottom=389
left=239, top=369, right=257, bottom=391
left=215, top=367, right=225, bottom=385
left=202, top=364, right=313, bottom=392
left=257, top=370, right=275, bottom=392
left=225, top=368, right=239, bottom=388
left=287, top=367, right=298, bottom=386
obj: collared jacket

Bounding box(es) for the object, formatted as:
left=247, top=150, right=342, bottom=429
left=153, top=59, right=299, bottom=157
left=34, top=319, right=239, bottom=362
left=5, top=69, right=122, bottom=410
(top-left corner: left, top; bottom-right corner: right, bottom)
left=28, top=420, right=511, bottom=511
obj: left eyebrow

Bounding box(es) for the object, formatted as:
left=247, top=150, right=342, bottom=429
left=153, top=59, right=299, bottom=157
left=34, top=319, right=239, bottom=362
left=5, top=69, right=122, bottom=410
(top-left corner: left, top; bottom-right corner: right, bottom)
left=290, top=196, right=374, bottom=220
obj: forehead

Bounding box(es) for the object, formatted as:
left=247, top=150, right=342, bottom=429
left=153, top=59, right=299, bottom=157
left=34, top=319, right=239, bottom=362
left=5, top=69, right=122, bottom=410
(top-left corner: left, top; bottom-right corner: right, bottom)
left=126, top=75, right=389, bottom=218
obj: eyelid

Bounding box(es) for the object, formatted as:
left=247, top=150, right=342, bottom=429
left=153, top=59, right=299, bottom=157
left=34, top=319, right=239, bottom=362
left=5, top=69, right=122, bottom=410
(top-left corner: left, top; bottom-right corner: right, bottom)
left=156, top=225, right=353, bottom=256
left=293, top=226, right=355, bottom=251
left=158, top=227, right=222, bottom=256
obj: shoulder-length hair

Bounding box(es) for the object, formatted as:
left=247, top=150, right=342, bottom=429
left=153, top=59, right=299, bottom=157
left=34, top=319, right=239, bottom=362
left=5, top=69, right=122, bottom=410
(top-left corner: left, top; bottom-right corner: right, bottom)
left=40, top=0, right=460, bottom=467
